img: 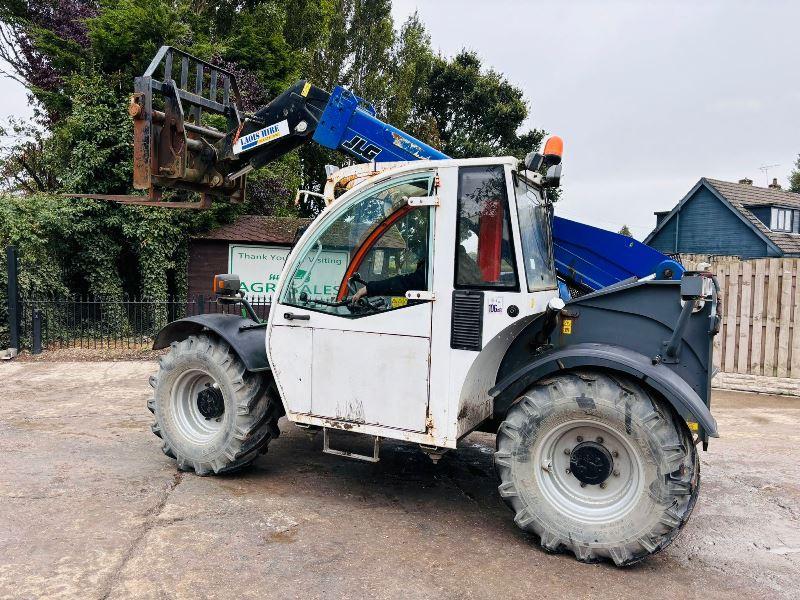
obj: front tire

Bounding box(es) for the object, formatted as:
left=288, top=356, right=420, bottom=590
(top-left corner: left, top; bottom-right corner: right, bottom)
left=495, top=370, right=699, bottom=566
left=147, top=334, right=282, bottom=475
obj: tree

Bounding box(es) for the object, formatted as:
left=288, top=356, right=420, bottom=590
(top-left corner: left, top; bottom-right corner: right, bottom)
left=0, top=119, right=59, bottom=193
left=423, top=51, right=544, bottom=159
left=387, top=12, right=437, bottom=143
left=790, top=155, right=800, bottom=193
left=618, top=225, right=633, bottom=237
left=0, top=0, right=97, bottom=121
left=296, top=0, right=396, bottom=196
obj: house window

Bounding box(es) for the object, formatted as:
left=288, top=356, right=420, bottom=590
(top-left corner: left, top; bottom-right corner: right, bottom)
left=771, top=208, right=796, bottom=233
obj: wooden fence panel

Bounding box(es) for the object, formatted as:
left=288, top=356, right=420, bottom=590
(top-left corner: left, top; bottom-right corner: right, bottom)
left=677, top=254, right=800, bottom=379
left=777, top=260, right=794, bottom=377
left=790, top=263, right=800, bottom=378
left=763, top=259, right=781, bottom=377
left=724, top=261, right=739, bottom=372
left=750, top=259, right=767, bottom=375
left=736, top=260, right=752, bottom=374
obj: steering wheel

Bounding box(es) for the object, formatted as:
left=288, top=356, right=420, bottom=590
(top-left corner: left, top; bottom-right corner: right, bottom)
left=344, top=272, right=387, bottom=314
left=347, top=273, right=362, bottom=298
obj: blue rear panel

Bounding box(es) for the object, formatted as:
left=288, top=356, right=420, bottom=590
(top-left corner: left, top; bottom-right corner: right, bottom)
left=554, top=217, right=683, bottom=291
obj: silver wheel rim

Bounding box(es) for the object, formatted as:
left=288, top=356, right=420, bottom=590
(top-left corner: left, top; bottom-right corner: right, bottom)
left=170, top=369, right=224, bottom=444
left=533, top=419, right=644, bottom=524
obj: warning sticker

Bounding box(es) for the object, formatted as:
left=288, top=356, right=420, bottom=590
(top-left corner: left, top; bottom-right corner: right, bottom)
left=562, top=318, right=573, bottom=334
left=233, top=120, right=290, bottom=154
left=390, top=296, right=408, bottom=308
left=488, top=296, right=504, bottom=314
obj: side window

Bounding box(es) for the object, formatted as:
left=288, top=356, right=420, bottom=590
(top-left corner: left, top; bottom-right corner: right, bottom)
left=281, top=174, right=433, bottom=316
left=355, top=206, right=431, bottom=305
left=455, top=165, right=518, bottom=289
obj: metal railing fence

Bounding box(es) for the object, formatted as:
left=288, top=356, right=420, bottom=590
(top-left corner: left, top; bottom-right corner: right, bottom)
left=16, top=293, right=273, bottom=352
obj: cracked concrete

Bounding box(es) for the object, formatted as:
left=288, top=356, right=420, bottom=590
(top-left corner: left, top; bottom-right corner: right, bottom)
left=1, top=361, right=799, bottom=599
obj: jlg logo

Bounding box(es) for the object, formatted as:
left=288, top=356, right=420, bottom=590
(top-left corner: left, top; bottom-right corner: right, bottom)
left=342, top=135, right=382, bottom=161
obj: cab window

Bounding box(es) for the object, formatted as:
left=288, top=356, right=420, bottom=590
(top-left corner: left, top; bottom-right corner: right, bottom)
left=281, top=174, right=434, bottom=316
left=514, top=173, right=557, bottom=291
left=455, top=165, right=518, bottom=290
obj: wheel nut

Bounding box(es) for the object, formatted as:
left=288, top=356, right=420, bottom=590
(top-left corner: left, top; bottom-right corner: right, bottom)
left=580, top=482, right=587, bottom=488
left=596, top=436, right=604, bottom=443
left=600, top=482, right=606, bottom=489
left=613, top=470, right=619, bottom=477
left=612, top=450, right=619, bottom=458
left=577, top=435, right=583, bottom=442
left=564, top=448, right=571, bottom=455
left=566, top=468, right=571, bottom=474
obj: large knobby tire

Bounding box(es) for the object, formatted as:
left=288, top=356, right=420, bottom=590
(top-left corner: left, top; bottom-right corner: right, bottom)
left=495, top=370, right=699, bottom=566
left=147, top=333, right=282, bottom=475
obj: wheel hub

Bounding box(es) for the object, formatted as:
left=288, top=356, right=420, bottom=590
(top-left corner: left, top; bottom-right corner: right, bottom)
left=196, top=386, right=225, bottom=420
left=569, top=441, right=614, bottom=485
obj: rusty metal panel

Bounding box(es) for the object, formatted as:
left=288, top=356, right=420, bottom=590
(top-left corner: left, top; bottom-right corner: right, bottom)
left=131, top=77, right=152, bottom=190
left=127, top=46, right=245, bottom=205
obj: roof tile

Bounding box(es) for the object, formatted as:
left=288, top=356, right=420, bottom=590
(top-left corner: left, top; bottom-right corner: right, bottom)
left=704, top=179, right=800, bottom=255
left=193, top=215, right=311, bottom=244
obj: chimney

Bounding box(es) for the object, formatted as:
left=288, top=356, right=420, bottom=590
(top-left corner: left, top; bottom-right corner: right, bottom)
left=654, top=210, right=669, bottom=226
left=739, top=177, right=753, bottom=185
left=769, top=178, right=782, bottom=190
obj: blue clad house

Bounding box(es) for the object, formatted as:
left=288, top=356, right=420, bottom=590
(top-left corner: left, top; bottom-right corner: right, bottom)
left=645, top=178, right=800, bottom=258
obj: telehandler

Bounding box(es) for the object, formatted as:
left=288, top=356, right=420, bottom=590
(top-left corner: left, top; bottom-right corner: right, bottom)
left=91, top=47, right=720, bottom=565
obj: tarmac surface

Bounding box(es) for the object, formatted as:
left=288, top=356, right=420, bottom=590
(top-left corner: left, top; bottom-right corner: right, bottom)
left=1, top=361, right=799, bottom=599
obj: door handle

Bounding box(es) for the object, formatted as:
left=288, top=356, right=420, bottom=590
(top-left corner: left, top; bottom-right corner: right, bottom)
left=283, top=312, right=310, bottom=321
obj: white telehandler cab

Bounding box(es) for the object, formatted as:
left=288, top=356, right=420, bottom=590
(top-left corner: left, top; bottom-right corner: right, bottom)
left=93, top=47, right=720, bottom=565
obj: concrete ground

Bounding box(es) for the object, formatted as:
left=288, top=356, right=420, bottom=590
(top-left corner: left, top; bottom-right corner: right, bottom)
left=1, top=361, right=798, bottom=600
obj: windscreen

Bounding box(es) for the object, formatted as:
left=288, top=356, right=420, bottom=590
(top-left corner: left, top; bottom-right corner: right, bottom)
left=514, top=174, right=557, bottom=292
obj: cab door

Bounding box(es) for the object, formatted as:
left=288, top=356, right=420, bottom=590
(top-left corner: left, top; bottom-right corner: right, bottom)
left=268, top=172, right=436, bottom=432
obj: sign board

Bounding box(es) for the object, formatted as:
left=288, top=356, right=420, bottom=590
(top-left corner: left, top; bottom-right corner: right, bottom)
left=233, top=120, right=290, bottom=155
left=229, top=244, right=348, bottom=300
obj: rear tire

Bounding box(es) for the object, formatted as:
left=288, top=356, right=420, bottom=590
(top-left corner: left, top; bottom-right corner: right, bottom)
left=147, top=334, right=282, bottom=475
left=494, top=370, right=699, bottom=566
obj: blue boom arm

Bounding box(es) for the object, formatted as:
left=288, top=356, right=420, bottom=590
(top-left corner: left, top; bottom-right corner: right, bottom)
left=312, top=86, right=448, bottom=162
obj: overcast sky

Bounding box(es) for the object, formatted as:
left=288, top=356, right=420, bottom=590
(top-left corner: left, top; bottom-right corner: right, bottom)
left=2, top=1, right=799, bottom=239
left=391, top=0, right=800, bottom=238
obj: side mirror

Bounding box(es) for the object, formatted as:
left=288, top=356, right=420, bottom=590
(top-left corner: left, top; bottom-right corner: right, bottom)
left=524, top=151, right=543, bottom=171
left=542, top=164, right=562, bottom=188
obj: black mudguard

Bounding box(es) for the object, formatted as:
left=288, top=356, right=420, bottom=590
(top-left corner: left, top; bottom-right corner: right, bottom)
left=492, top=279, right=720, bottom=441
left=489, top=343, right=718, bottom=437
left=153, top=314, right=270, bottom=373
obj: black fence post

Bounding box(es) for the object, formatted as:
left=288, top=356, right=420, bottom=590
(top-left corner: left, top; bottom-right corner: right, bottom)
left=6, top=246, right=20, bottom=350
left=197, top=294, right=204, bottom=315
left=32, top=309, right=42, bottom=354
